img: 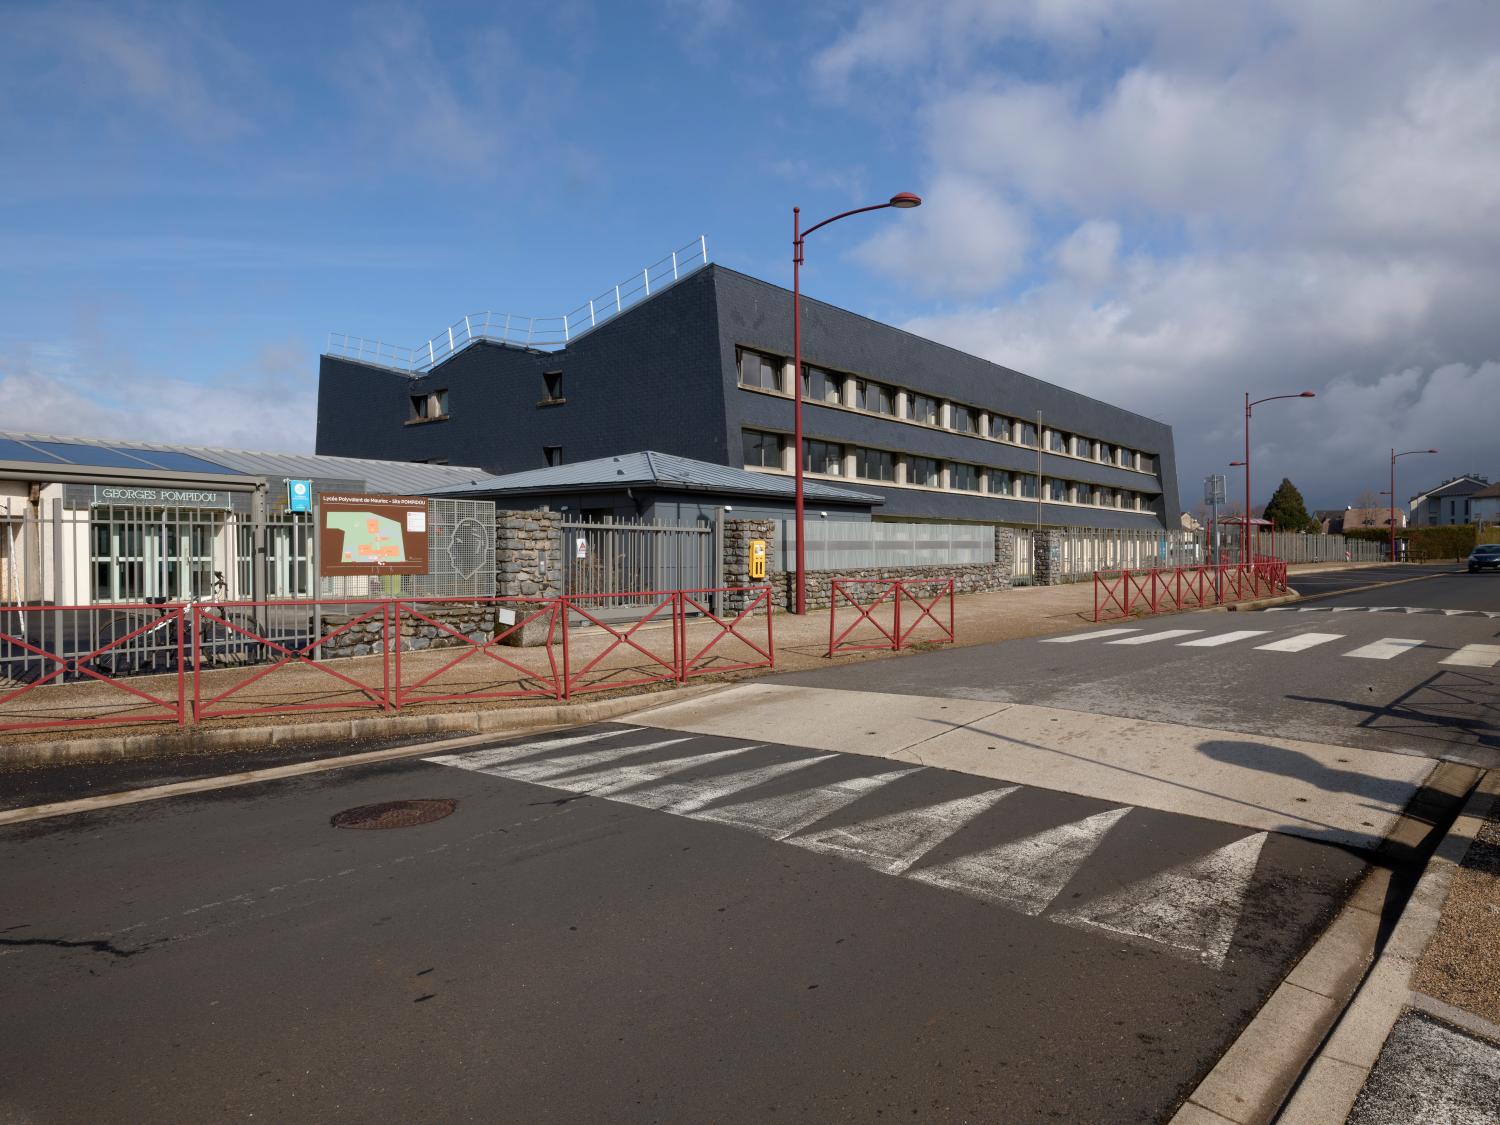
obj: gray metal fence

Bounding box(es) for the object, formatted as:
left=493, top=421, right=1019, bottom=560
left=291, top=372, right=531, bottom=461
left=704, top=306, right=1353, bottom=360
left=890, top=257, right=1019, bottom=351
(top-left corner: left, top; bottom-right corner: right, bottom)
left=777, top=521, right=994, bottom=571
left=559, top=518, right=717, bottom=605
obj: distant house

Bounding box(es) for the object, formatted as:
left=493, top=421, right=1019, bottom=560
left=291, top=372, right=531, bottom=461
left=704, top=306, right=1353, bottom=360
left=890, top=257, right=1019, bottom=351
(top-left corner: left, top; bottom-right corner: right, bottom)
left=1408, top=475, right=1491, bottom=526
left=1315, top=509, right=1346, bottom=534
left=1471, top=481, right=1500, bottom=526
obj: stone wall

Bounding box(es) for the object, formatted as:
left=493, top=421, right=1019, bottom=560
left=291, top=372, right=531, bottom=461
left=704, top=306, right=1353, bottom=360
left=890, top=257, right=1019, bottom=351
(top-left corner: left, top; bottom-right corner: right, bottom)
left=722, top=518, right=776, bottom=612
left=1033, top=529, right=1064, bottom=586
left=773, top=560, right=1010, bottom=611
left=491, top=508, right=563, bottom=646
left=318, top=605, right=498, bottom=660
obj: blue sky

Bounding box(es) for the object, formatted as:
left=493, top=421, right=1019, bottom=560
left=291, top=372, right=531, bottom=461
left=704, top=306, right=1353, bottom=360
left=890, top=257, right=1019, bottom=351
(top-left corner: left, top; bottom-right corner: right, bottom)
left=3, top=0, right=1498, bottom=510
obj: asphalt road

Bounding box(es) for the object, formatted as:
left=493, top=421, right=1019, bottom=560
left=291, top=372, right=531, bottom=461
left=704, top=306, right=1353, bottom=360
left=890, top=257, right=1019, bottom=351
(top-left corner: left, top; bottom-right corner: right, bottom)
left=777, top=569, right=1500, bottom=764
left=0, top=726, right=1362, bottom=1124
left=0, top=563, right=1486, bottom=1123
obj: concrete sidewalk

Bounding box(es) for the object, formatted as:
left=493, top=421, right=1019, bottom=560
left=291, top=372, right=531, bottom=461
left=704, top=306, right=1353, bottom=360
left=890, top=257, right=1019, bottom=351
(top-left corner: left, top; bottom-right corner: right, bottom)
left=1281, top=770, right=1500, bottom=1124
left=0, top=562, right=1377, bottom=759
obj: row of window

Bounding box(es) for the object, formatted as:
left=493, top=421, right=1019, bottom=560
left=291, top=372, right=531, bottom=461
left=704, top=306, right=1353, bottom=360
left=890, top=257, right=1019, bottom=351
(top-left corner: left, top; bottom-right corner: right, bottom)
left=743, top=430, right=1155, bottom=510
left=738, top=348, right=1157, bottom=474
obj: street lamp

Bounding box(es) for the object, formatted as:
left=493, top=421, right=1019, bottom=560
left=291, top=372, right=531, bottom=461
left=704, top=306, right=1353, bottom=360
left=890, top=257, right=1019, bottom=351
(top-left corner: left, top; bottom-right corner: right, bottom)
left=1390, top=448, right=1438, bottom=563
left=1242, top=391, right=1316, bottom=564
left=791, top=192, right=921, bottom=615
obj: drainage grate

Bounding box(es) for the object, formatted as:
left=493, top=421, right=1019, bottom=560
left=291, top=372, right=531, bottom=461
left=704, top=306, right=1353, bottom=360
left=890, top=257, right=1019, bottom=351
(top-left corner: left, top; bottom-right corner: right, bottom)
left=330, top=799, right=457, bottom=830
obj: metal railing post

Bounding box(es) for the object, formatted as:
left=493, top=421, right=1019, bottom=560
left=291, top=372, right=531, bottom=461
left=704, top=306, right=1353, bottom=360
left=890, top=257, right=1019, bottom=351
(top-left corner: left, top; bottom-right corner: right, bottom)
left=642, top=268, right=650, bottom=296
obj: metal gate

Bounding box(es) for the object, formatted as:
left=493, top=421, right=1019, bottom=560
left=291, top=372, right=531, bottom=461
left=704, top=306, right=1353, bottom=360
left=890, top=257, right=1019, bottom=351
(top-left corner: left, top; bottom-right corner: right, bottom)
left=558, top=518, right=718, bottom=608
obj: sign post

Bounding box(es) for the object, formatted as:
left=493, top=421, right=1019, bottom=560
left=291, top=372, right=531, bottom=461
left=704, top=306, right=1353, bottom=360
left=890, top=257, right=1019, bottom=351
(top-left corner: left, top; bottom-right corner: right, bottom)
left=1204, top=474, right=1226, bottom=570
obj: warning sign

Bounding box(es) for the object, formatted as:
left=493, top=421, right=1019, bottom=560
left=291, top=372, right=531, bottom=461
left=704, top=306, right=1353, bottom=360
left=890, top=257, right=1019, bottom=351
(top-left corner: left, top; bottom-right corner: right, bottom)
left=318, top=494, right=431, bottom=576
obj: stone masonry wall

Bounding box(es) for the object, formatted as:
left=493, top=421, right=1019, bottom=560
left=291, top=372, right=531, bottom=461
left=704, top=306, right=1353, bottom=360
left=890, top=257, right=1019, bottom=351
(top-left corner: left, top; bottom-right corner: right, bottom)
left=774, top=560, right=1011, bottom=612
left=722, top=518, right=777, bottom=612
left=1033, top=529, right=1064, bottom=586
left=318, top=605, right=498, bottom=660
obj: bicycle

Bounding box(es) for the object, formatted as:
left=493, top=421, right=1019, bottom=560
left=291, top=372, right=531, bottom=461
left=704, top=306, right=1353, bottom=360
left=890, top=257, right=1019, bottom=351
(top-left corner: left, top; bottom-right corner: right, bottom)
left=92, top=573, right=257, bottom=678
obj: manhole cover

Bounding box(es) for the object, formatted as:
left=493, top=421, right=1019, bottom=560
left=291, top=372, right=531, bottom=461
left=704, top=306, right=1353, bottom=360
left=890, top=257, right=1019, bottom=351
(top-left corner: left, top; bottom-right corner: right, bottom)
left=330, top=799, right=457, bottom=830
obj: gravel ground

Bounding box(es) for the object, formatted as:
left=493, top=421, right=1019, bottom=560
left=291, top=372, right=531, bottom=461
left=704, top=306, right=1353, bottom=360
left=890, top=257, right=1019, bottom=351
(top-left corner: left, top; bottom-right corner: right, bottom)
left=1412, top=792, right=1500, bottom=1026
left=1348, top=1009, right=1500, bottom=1125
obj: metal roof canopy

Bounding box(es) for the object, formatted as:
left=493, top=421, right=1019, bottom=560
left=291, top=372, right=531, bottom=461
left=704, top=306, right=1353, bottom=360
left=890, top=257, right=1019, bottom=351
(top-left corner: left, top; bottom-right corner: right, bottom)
left=0, top=430, right=488, bottom=495
left=435, top=450, right=885, bottom=505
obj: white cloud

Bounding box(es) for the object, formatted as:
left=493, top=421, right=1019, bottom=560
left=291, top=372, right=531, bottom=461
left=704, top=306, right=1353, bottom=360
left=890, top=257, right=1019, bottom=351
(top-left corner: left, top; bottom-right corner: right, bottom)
left=816, top=0, right=1500, bottom=505
left=0, top=338, right=317, bottom=452
left=850, top=175, right=1031, bottom=297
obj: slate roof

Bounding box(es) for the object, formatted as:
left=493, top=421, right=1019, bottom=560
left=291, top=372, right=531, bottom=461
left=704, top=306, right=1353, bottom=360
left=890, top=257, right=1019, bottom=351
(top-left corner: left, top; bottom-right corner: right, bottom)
left=0, top=430, right=487, bottom=495
left=433, top=450, right=884, bottom=505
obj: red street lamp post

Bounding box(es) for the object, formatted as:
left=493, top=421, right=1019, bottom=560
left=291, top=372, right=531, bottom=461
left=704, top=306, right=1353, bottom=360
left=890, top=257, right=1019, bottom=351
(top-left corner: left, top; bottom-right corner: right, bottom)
left=1242, top=391, right=1316, bottom=564
left=792, top=192, right=921, bottom=615
left=1390, top=448, right=1438, bottom=563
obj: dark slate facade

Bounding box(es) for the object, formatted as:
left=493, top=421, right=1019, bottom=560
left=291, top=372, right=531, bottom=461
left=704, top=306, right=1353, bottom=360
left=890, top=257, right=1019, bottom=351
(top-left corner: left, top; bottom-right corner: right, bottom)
left=317, top=264, right=1180, bottom=529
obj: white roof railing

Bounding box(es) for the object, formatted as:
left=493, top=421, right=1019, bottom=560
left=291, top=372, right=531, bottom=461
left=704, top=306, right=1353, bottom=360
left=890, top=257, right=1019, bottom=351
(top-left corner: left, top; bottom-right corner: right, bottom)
left=325, top=236, right=709, bottom=376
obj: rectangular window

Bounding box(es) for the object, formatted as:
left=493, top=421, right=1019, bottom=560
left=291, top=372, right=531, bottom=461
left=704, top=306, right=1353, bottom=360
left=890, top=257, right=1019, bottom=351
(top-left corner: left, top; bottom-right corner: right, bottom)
left=907, top=393, right=939, bottom=425
left=1076, top=438, right=1095, bottom=460
left=409, top=390, right=448, bottom=421
left=544, top=445, right=563, bottom=467
left=854, top=447, right=895, bottom=482
left=1099, top=442, right=1116, bottom=465
left=1018, top=421, right=1037, bottom=446
left=801, top=365, right=842, bottom=405
left=950, top=404, right=975, bottom=433
left=1138, top=453, right=1156, bottom=474
left=1047, top=430, right=1069, bottom=453
left=410, top=394, right=428, bottom=420
left=742, top=429, right=784, bottom=469
left=988, top=470, right=1012, bottom=496
left=994, top=417, right=1016, bottom=442
left=909, top=456, right=941, bottom=488
left=542, top=371, right=563, bottom=402
left=950, top=462, right=979, bottom=491
left=804, top=439, right=844, bottom=476
left=738, top=347, right=783, bottom=391
left=1015, top=473, right=1038, bottom=498
left=1046, top=478, right=1069, bottom=502
left=857, top=379, right=896, bottom=415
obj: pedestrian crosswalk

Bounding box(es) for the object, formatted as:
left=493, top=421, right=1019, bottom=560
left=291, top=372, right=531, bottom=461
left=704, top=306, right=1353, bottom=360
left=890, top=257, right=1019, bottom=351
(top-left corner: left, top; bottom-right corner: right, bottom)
left=1265, top=605, right=1500, bottom=618
left=425, top=727, right=1275, bottom=970
left=1042, top=627, right=1500, bottom=667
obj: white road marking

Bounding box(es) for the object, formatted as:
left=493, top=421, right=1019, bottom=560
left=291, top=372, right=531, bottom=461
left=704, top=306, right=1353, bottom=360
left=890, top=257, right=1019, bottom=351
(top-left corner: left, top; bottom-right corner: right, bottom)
left=424, top=727, right=645, bottom=771
left=1106, top=630, right=1203, bottom=645
left=539, top=746, right=758, bottom=796
left=1051, top=832, right=1268, bottom=968
left=1344, top=638, right=1425, bottom=660
left=631, top=754, right=835, bottom=813
left=908, top=807, right=1131, bottom=916
left=1439, top=644, right=1500, bottom=669
left=1042, top=628, right=1141, bottom=643
left=486, top=737, right=692, bottom=782
left=1178, top=630, right=1270, bottom=648
left=1254, top=632, right=1344, bottom=653
left=689, top=767, right=918, bottom=840
left=788, top=787, right=1016, bottom=875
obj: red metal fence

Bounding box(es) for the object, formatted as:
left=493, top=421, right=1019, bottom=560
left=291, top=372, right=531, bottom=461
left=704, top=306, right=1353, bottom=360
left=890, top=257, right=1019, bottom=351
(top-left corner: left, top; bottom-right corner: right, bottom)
left=1093, top=561, right=1289, bottom=623
left=1, top=587, right=776, bottom=734
left=828, top=577, right=957, bottom=656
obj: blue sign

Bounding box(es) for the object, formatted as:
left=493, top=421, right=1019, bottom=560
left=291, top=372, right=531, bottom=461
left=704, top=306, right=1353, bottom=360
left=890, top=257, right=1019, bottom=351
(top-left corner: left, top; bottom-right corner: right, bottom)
left=287, top=479, right=313, bottom=513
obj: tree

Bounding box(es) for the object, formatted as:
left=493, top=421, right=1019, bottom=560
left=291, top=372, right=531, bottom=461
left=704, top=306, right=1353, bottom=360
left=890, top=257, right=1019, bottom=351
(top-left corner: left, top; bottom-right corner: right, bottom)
left=1262, top=478, right=1318, bottom=533
left=1353, top=489, right=1382, bottom=510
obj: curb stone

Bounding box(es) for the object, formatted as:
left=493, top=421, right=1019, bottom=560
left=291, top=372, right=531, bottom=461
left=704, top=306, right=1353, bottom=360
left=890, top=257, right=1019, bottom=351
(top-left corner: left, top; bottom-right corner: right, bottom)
left=1275, top=769, right=1500, bottom=1124
left=0, top=683, right=730, bottom=771
left=1167, top=761, right=1482, bottom=1125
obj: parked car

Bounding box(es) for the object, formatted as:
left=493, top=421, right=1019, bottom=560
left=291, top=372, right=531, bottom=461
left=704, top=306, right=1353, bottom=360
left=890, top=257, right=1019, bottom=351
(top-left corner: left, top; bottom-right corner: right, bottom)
left=1467, top=544, right=1500, bottom=572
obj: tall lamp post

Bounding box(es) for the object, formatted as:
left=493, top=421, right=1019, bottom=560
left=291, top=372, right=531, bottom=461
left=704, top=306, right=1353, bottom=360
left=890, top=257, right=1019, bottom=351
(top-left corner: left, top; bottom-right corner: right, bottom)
left=792, top=192, right=921, bottom=615
left=1390, top=448, right=1438, bottom=563
left=1243, top=391, right=1316, bottom=563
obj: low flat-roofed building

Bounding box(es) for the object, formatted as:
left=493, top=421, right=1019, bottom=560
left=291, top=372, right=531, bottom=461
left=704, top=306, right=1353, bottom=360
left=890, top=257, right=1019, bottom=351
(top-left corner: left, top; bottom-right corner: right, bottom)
left=0, top=430, right=487, bottom=604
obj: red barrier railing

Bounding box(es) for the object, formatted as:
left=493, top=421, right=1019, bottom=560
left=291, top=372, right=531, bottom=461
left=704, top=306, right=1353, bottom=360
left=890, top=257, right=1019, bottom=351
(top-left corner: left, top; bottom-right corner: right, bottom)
left=0, top=586, right=778, bottom=734
left=680, top=586, right=775, bottom=679
left=193, top=599, right=393, bottom=720
left=0, top=603, right=187, bottom=733
left=828, top=577, right=957, bottom=656
left=1093, top=560, right=1290, bottom=622
left=394, top=597, right=563, bottom=706
left=561, top=592, right=681, bottom=698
